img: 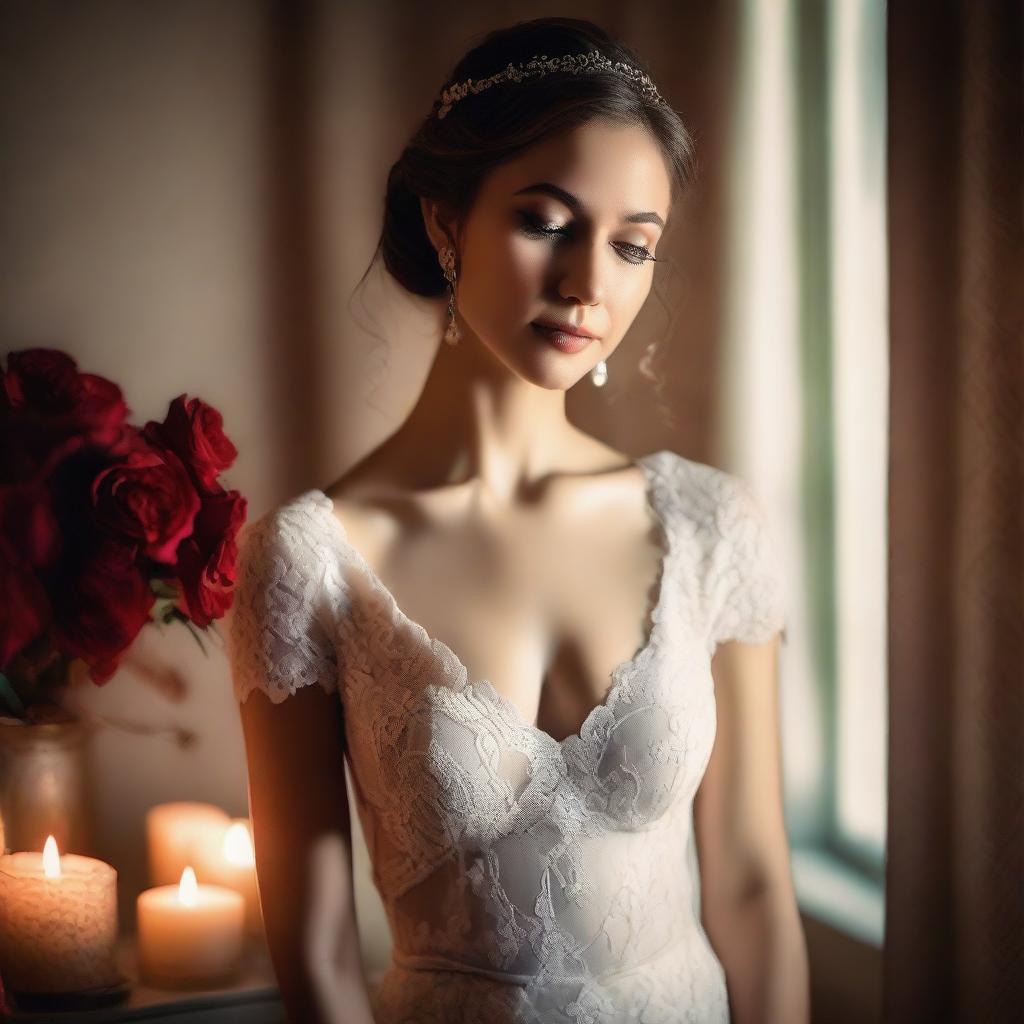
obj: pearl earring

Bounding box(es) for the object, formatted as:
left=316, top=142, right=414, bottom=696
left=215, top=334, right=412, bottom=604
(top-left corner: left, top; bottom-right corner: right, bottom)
left=590, top=359, right=608, bottom=386
left=438, top=246, right=461, bottom=346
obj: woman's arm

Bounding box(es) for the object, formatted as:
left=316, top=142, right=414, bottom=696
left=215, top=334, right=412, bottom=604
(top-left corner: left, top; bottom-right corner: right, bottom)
left=240, top=683, right=375, bottom=1024
left=694, top=635, right=810, bottom=1024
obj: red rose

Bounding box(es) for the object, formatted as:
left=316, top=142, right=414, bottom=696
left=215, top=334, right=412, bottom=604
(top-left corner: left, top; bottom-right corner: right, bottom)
left=0, top=483, right=61, bottom=670
left=51, top=537, right=155, bottom=685
left=1, top=349, right=131, bottom=488
left=142, top=395, right=238, bottom=496
left=3, top=349, right=129, bottom=447
left=0, top=482, right=62, bottom=569
left=174, top=489, right=247, bottom=627
left=0, top=539, right=51, bottom=671
left=91, top=442, right=201, bottom=564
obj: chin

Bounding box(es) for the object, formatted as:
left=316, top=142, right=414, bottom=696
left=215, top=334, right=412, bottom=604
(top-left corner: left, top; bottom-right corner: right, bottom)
left=512, top=357, right=589, bottom=392
left=482, top=330, right=594, bottom=390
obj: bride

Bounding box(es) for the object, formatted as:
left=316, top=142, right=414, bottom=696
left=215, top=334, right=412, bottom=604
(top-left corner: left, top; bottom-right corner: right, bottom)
left=230, top=16, right=809, bottom=1024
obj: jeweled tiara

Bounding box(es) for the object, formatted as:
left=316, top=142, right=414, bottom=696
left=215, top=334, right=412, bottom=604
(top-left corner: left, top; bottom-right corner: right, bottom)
left=436, top=49, right=666, bottom=120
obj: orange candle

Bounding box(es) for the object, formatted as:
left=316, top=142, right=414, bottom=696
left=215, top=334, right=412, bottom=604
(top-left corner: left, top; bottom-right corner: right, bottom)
left=136, top=866, right=244, bottom=988
left=196, top=818, right=263, bottom=938
left=145, top=801, right=229, bottom=887
left=0, top=836, right=119, bottom=993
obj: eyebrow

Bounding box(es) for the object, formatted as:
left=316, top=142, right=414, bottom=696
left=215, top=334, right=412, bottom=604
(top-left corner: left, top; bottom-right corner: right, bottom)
left=512, top=182, right=666, bottom=230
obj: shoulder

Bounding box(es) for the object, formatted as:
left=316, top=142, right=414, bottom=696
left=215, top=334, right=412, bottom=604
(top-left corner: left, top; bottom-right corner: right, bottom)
left=229, top=491, right=344, bottom=705
left=236, top=490, right=337, bottom=575
left=644, top=452, right=789, bottom=650
left=231, top=489, right=349, bottom=644
left=318, top=445, right=433, bottom=562
left=645, top=449, right=760, bottom=535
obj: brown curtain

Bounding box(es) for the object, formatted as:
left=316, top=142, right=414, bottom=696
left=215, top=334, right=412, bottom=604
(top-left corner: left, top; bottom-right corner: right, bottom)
left=885, top=2, right=1023, bottom=1021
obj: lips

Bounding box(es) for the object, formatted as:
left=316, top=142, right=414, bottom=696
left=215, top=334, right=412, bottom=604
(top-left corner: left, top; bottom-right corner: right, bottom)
left=531, top=319, right=599, bottom=339
left=530, top=322, right=595, bottom=354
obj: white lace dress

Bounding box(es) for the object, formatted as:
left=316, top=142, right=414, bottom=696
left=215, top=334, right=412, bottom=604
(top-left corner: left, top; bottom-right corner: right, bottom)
left=229, top=450, right=788, bottom=1024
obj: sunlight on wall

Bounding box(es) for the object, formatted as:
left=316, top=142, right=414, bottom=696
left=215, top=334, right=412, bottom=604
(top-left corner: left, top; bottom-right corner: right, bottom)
left=829, top=0, right=889, bottom=863
left=724, top=0, right=888, bottom=946
left=724, top=0, right=822, bottom=841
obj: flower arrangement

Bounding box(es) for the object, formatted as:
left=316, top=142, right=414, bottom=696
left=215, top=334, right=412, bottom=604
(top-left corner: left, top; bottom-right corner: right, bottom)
left=0, top=348, right=247, bottom=720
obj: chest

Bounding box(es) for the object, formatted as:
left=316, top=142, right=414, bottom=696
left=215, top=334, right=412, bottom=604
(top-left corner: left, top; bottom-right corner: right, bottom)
left=332, top=484, right=668, bottom=742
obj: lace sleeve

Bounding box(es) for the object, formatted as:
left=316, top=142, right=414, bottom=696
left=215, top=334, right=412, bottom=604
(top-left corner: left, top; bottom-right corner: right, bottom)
left=228, top=511, right=340, bottom=705
left=704, top=473, right=788, bottom=654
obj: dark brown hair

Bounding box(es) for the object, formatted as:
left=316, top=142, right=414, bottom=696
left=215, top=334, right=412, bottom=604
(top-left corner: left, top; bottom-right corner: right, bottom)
left=352, top=17, right=699, bottom=427
left=372, top=16, right=699, bottom=298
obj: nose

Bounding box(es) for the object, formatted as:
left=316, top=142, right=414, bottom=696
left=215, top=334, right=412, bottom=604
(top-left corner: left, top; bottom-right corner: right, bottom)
left=557, top=241, right=605, bottom=306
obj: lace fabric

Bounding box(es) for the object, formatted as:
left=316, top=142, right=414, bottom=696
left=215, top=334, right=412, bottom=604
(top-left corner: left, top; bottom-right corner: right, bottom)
left=228, top=450, right=787, bottom=1022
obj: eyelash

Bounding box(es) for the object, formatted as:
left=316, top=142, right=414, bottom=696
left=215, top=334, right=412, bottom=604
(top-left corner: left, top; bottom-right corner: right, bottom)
left=517, top=213, right=657, bottom=267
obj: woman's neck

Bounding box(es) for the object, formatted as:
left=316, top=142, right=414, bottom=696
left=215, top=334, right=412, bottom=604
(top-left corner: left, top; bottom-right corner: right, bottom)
left=385, top=336, right=594, bottom=499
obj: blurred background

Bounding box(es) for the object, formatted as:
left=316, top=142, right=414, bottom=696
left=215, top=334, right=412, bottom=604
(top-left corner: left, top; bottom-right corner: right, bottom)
left=1, top=2, right=1019, bottom=1022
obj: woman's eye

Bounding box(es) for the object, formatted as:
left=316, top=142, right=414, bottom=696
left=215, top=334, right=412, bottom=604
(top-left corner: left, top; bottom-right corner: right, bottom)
left=614, top=242, right=656, bottom=266
left=518, top=212, right=567, bottom=237
left=517, top=213, right=656, bottom=267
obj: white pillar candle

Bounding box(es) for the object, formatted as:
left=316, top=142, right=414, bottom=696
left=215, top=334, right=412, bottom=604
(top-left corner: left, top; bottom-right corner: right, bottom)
left=0, top=835, right=119, bottom=993
left=145, top=801, right=229, bottom=887
left=136, top=866, right=244, bottom=988
left=197, top=818, right=263, bottom=938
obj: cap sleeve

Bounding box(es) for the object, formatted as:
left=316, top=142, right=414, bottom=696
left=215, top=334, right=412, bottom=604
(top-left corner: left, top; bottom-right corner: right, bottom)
left=704, top=473, right=789, bottom=655
left=228, top=509, right=340, bottom=705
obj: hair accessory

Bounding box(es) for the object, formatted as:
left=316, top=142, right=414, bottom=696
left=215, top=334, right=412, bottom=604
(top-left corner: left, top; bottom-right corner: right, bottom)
left=437, top=50, right=665, bottom=120
left=438, top=245, right=461, bottom=346
left=590, top=359, right=608, bottom=387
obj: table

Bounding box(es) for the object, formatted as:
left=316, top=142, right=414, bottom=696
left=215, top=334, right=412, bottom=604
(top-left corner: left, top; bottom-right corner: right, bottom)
left=4, top=936, right=284, bottom=1023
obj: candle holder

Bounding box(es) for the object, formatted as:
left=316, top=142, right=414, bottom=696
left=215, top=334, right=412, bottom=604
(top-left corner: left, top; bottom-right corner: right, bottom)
left=0, top=716, right=96, bottom=856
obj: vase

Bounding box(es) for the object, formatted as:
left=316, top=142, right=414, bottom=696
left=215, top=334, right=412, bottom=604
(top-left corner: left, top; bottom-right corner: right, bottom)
left=0, top=718, right=96, bottom=856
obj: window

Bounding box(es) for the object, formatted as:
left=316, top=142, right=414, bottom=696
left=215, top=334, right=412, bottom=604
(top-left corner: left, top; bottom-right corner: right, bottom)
left=723, top=0, right=888, bottom=947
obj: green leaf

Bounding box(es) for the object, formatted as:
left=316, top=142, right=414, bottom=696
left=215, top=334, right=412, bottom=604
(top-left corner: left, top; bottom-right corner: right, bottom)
left=0, top=672, right=26, bottom=717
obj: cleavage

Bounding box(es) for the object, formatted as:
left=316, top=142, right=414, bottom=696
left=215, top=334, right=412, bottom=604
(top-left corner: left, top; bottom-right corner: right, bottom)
left=336, top=493, right=665, bottom=741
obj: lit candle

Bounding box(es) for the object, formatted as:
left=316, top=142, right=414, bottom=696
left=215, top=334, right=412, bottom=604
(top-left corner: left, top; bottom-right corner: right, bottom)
left=136, top=865, right=244, bottom=988
left=145, top=801, right=229, bottom=887
left=196, top=817, right=263, bottom=938
left=0, top=835, right=119, bottom=993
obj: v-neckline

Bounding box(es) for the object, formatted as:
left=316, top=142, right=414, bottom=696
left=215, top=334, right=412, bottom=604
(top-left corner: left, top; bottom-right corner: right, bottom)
left=301, top=450, right=672, bottom=750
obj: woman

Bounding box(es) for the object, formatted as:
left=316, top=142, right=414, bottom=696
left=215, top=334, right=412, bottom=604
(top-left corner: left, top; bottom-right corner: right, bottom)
left=230, top=16, right=809, bottom=1024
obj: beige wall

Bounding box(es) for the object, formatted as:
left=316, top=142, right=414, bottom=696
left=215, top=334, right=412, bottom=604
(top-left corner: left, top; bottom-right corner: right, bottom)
left=1, top=0, right=271, bottom=926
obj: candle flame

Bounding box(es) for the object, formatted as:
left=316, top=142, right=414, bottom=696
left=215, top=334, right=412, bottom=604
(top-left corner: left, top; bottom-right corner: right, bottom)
left=223, top=821, right=255, bottom=867
left=178, top=865, right=199, bottom=907
left=42, top=835, right=61, bottom=878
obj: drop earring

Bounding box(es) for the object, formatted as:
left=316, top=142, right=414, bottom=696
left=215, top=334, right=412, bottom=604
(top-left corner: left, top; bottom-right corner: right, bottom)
left=438, top=246, right=461, bottom=346
left=590, top=359, right=608, bottom=386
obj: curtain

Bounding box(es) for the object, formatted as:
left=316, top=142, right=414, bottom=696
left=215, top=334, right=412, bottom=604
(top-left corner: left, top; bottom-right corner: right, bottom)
left=885, top=2, right=1023, bottom=1020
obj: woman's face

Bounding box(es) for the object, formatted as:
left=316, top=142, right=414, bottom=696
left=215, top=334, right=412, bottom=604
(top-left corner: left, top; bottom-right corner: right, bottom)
left=452, top=118, right=673, bottom=390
